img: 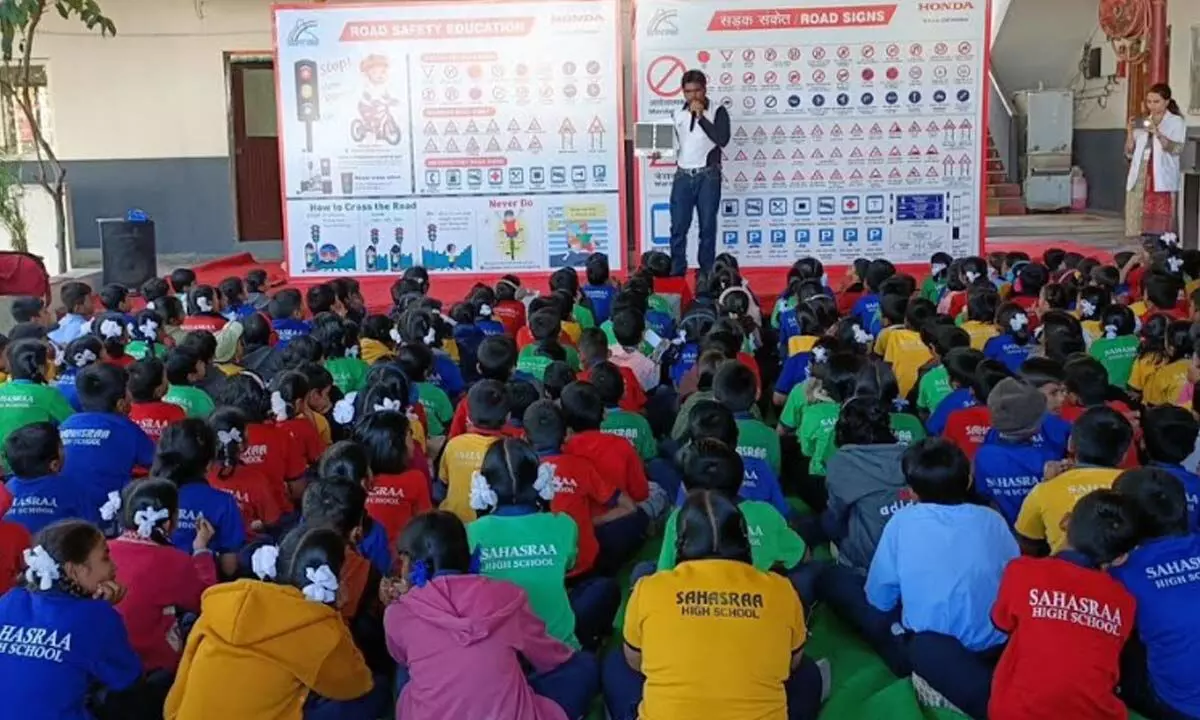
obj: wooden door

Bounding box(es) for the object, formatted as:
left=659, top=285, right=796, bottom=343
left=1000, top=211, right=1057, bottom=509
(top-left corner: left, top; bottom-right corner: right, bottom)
left=231, top=62, right=284, bottom=242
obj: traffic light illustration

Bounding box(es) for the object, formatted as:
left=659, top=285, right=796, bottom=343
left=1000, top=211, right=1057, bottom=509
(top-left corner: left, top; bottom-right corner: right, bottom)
left=295, top=60, right=320, bottom=152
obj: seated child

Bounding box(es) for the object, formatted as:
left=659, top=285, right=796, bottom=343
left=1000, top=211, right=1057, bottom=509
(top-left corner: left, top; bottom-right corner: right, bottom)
left=153, top=420, right=246, bottom=575
left=925, top=347, right=984, bottom=436
left=1060, top=356, right=1138, bottom=468
left=1112, top=468, right=1200, bottom=719
left=561, top=382, right=655, bottom=511
left=1088, top=304, right=1139, bottom=389
left=468, top=438, right=620, bottom=651
left=399, top=309, right=466, bottom=400
left=316, top=442, right=393, bottom=577
left=447, top=335, right=518, bottom=439
left=1015, top=407, right=1132, bottom=555
left=269, top=370, right=326, bottom=467
left=493, top=275, right=528, bottom=336
left=989, top=489, right=1138, bottom=720
left=0, top=340, right=74, bottom=460
left=974, top=379, right=1064, bottom=525
left=984, top=304, right=1035, bottom=373
left=593, top=362, right=656, bottom=462
left=218, top=276, right=255, bottom=322
left=0, top=520, right=142, bottom=718
left=674, top=350, right=729, bottom=441
left=180, top=285, right=227, bottom=334
left=110, top=478, right=217, bottom=674
left=387, top=510, right=599, bottom=720
left=577, top=328, right=646, bottom=413
left=268, top=288, right=312, bottom=349
left=1016, top=358, right=1072, bottom=452
left=216, top=375, right=306, bottom=512
left=126, top=309, right=168, bottom=361
left=582, top=252, right=617, bottom=325
left=170, top=268, right=196, bottom=305
left=399, top=342, right=454, bottom=440
left=314, top=315, right=368, bottom=394
left=1130, top=271, right=1187, bottom=322
left=206, top=408, right=284, bottom=535
left=1141, top=320, right=1192, bottom=406
left=542, top=361, right=576, bottom=402
left=716, top=361, right=781, bottom=478
left=799, top=351, right=863, bottom=482
left=58, top=363, right=156, bottom=497
left=609, top=308, right=659, bottom=393
left=48, top=281, right=94, bottom=347
left=244, top=268, right=270, bottom=310
left=1128, top=313, right=1171, bottom=401
left=961, top=286, right=1000, bottom=350
left=506, top=379, right=541, bottom=435
left=943, top=359, right=1010, bottom=460
left=91, top=310, right=134, bottom=369
left=914, top=324, right=972, bottom=417
left=126, top=358, right=186, bottom=444
left=166, top=525, right=376, bottom=717
left=162, top=348, right=215, bottom=419
left=54, top=335, right=105, bottom=411
left=4, top=423, right=102, bottom=531
left=358, top=314, right=398, bottom=367
left=852, top=259, right=895, bottom=336
left=1142, top=406, right=1200, bottom=530
left=882, top=298, right=936, bottom=399
left=1076, top=285, right=1111, bottom=341
left=517, top=309, right=577, bottom=381
left=469, top=286, right=507, bottom=337
left=438, top=380, right=509, bottom=522
left=352, top=411, right=432, bottom=549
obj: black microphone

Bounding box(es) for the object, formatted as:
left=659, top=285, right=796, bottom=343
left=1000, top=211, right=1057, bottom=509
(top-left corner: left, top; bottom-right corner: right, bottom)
left=689, top=104, right=696, bottom=132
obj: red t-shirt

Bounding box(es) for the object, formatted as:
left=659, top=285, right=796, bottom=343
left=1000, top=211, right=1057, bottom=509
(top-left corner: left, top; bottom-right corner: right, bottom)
left=0, top=521, right=30, bottom=595
left=207, top=464, right=285, bottom=533
left=515, top=327, right=575, bottom=351
left=947, top=290, right=968, bottom=319
left=1058, top=401, right=1140, bottom=469
left=128, top=401, right=187, bottom=444
left=577, top=364, right=647, bottom=412
left=277, top=416, right=325, bottom=466
left=242, top=422, right=306, bottom=512
left=989, top=555, right=1135, bottom=720
left=366, top=470, right=433, bottom=547
left=493, top=300, right=527, bottom=336
left=181, top=314, right=227, bottom=333
left=943, top=405, right=991, bottom=460
left=563, top=430, right=648, bottom=502
left=106, top=354, right=135, bottom=369
left=542, top=451, right=617, bottom=576
left=837, top=289, right=864, bottom=317
left=652, top=277, right=694, bottom=313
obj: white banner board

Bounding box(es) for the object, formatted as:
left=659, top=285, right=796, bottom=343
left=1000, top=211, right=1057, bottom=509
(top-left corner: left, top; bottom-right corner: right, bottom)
left=274, top=0, right=625, bottom=277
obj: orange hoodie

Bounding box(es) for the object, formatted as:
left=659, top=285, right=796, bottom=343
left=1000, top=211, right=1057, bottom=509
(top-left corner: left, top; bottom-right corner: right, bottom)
left=165, top=580, right=373, bottom=720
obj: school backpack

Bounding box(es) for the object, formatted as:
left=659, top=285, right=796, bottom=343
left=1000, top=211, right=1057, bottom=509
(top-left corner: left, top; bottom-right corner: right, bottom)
left=0, top=251, right=50, bottom=302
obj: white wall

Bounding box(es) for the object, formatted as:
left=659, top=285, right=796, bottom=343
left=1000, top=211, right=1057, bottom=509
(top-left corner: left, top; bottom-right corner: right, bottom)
left=1072, top=27, right=1128, bottom=130
left=1169, top=0, right=1199, bottom=117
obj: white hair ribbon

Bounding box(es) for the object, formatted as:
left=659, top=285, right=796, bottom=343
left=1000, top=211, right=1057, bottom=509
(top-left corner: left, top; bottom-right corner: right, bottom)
left=893, top=397, right=910, bottom=410
left=469, top=471, right=499, bottom=511
left=1009, top=313, right=1029, bottom=332
left=345, top=345, right=360, bottom=358
left=196, top=296, right=214, bottom=313
left=99, top=319, right=123, bottom=340
left=99, top=491, right=122, bottom=521
left=333, top=392, right=357, bottom=425
left=217, top=428, right=242, bottom=446
left=479, top=303, right=493, bottom=317
left=146, top=301, right=156, bottom=311
left=373, top=397, right=402, bottom=413
left=73, top=349, right=97, bottom=368
left=535, top=463, right=557, bottom=501
left=965, top=270, right=980, bottom=283
left=389, top=328, right=402, bottom=344
left=1162, top=232, right=1180, bottom=248
left=53, top=352, right=65, bottom=368
left=820, top=273, right=830, bottom=287
left=138, top=319, right=158, bottom=339
left=270, top=391, right=289, bottom=422
left=930, top=263, right=947, bottom=276
left=672, top=330, right=687, bottom=347
left=1168, top=256, right=1184, bottom=274
left=251, top=545, right=280, bottom=580
left=1078, top=299, right=1096, bottom=318
left=302, top=565, right=340, bottom=603
left=134, top=507, right=171, bottom=538
left=1104, top=324, right=1118, bottom=340
left=812, top=346, right=828, bottom=363
left=23, top=546, right=60, bottom=591
left=852, top=324, right=873, bottom=345
left=423, top=327, right=437, bottom=345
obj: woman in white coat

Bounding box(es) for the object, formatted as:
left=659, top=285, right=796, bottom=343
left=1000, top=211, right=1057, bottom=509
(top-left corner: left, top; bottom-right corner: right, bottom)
left=1125, top=83, right=1187, bottom=238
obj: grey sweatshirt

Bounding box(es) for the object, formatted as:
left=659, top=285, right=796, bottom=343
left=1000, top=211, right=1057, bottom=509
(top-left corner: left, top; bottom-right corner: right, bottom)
left=824, top=443, right=916, bottom=572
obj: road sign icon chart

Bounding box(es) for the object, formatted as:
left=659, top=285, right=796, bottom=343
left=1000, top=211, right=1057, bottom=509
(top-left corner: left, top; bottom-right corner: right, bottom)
left=647, top=55, right=686, bottom=97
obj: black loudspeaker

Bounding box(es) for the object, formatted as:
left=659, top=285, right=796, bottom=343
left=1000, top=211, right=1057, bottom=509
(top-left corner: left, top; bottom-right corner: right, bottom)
left=98, top=218, right=158, bottom=289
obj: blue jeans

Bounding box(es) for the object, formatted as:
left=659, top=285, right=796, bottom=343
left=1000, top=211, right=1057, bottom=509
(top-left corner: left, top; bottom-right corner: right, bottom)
left=814, top=562, right=910, bottom=677
left=568, top=576, right=621, bottom=651
left=669, top=167, right=720, bottom=276
left=304, top=673, right=392, bottom=720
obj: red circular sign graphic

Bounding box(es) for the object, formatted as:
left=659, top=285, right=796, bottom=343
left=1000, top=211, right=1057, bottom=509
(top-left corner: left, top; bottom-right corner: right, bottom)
left=743, top=49, right=755, bottom=61
left=719, top=72, right=733, bottom=85
left=813, top=47, right=826, bottom=59
left=765, top=48, right=777, bottom=61
left=813, top=69, right=826, bottom=83
left=788, top=47, right=801, bottom=61
left=837, top=69, right=850, bottom=82
left=862, top=68, right=875, bottom=80
left=886, top=67, right=899, bottom=80
left=910, top=43, right=923, bottom=56
left=697, top=51, right=711, bottom=63
left=862, top=45, right=875, bottom=58
left=788, top=70, right=802, bottom=84
left=886, top=44, right=900, bottom=58
left=646, top=55, right=686, bottom=97
left=764, top=70, right=778, bottom=84
left=743, top=72, right=755, bottom=84
left=837, top=46, right=850, bottom=59
left=935, top=42, right=949, bottom=55
left=959, top=42, right=972, bottom=54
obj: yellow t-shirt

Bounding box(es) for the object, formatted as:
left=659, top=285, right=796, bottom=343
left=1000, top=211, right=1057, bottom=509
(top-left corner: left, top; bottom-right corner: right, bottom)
left=0, top=371, right=7, bottom=384
left=1128, top=355, right=1163, bottom=392
left=443, top=338, right=461, bottom=364
left=306, top=409, right=333, bottom=446
left=624, top=558, right=805, bottom=720
left=786, top=334, right=818, bottom=359
left=1129, top=301, right=1148, bottom=319
left=1186, top=279, right=1200, bottom=299
left=961, top=320, right=999, bottom=351
left=883, top=328, right=932, bottom=398
left=1015, top=467, right=1122, bottom=552
left=1143, top=358, right=1191, bottom=406
left=216, top=362, right=243, bottom=377
left=437, top=431, right=501, bottom=522
left=873, top=325, right=897, bottom=357
left=1081, top=319, right=1101, bottom=342
left=562, top=321, right=583, bottom=346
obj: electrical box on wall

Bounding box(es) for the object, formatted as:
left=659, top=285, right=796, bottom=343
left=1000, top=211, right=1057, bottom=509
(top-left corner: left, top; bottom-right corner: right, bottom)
left=1085, top=47, right=1102, bottom=79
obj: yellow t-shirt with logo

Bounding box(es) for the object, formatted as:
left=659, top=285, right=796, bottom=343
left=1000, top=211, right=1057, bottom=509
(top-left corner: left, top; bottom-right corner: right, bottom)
left=1128, top=355, right=1163, bottom=393
left=1129, top=301, right=1148, bottom=320
left=1015, top=467, right=1122, bottom=552
left=1143, top=358, right=1191, bottom=407
left=624, top=558, right=805, bottom=720
left=437, top=431, right=500, bottom=523
left=786, top=334, right=818, bottom=359
left=872, top=325, right=897, bottom=357
left=883, top=328, right=932, bottom=398
left=1081, top=319, right=1102, bottom=342
left=961, top=320, right=999, bottom=351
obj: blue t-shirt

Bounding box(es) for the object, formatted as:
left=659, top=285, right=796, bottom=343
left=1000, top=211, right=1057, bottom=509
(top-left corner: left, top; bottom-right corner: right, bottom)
left=645, top=309, right=675, bottom=340
left=222, top=303, right=257, bottom=322
left=1155, top=463, right=1200, bottom=532
left=0, top=588, right=141, bottom=720
left=357, top=519, right=393, bottom=576
left=775, top=302, right=801, bottom=355
left=1111, top=533, right=1200, bottom=716
left=866, top=502, right=1018, bottom=651
left=926, top=388, right=975, bottom=436
left=582, top=284, right=617, bottom=325
left=477, top=319, right=506, bottom=337
left=170, top=481, right=246, bottom=555
left=452, top=324, right=484, bottom=382
left=271, top=318, right=312, bottom=348
left=59, top=412, right=155, bottom=498
left=429, top=350, right=466, bottom=400
left=51, top=371, right=82, bottom=412
left=669, top=342, right=699, bottom=389
left=4, top=474, right=104, bottom=533
left=973, top=432, right=1065, bottom=525
left=1039, top=413, right=1071, bottom=455
left=852, top=293, right=882, bottom=337
left=739, top=456, right=791, bottom=518
left=982, top=333, right=1034, bottom=374
left=774, top=352, right=813, bottom=397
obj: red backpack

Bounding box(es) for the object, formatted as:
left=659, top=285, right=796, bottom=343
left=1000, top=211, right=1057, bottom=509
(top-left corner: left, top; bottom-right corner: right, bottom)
left=0, top=251, right=50, bottom=302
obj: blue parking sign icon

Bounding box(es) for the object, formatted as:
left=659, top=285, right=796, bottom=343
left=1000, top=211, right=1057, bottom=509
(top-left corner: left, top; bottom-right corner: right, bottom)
left=747, top=230, right=763, bottom=245
left=795, top=229, right=811, bottom=245
left=723, top=231, right=738, bottom=246
left=818, top=229, right=834, bottom=244
left=770, top=229, right=786, bottom=244
left=867, top=227, right=884, bottom=243
left=844, top=228, right=859, bottom=243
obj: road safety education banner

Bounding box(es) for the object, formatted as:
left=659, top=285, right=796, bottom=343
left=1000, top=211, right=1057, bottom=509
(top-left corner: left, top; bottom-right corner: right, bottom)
left=274, top=1, right=624, bottom=277
left=633, top=0, right=989, bottom=267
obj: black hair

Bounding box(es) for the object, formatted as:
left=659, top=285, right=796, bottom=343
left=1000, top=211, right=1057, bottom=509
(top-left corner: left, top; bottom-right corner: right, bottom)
left=157, top=296, right=185, bottom=325
left=128, top=357, right=166, bottom=403
left=141, top=277, right=170, bottom=304
left=902, top=437, right=971, bottom=505
left=879, top=274, right=917, bottom=299
left=7, top=339, right=48, bottom=383
left=1072, top=406, right=1133, bottom=467
left=904, top=298, right=936, bottom=332
left=479, top=438, right=546, bottom=511
left=118, top=478, right=178, bottom=545
left=241, top=312, right=272, bottom=348
left=1165, top=320, right=1194, bottom=363
left=495, top=275, right=521, bottom=302
left=152, top=418, right=217, bottom=485
left=245, top=269, right=268, bottom=295
left=712, top=360, right=756, bottom=413
left=965, top=286, right=999, bottom=324
left=971, top=359, right=1012, bottom=403
left=129, top=309, right=164, bottom=355
left=589, top=362, right=626, bottom=407
left=542, top=361, right=575, bottom=401
left=854, top=358, right=902, bottom=408
left=312, top=316, right=352, bottom=359
left=1066, top=489, right=1140, bottom=565
left=1145, top=272, right=1183, bottom=310
left=476, top=335, right=517, bottom=382
left=549, top=267, right=581, bottom=298
left=1015, top=263, right=1049, bottom=297
left=1043, top=248, right=1066, bottom=273
left=922, top=323, right=970, bottom=357
left=880, top=293, right=909, bottom=326
left=863, top=259, right=896, bottom=293
left=466, top=379, right=508, bottom=430
left=506, top=380, right=541, bottom=425
left=76, top=362, right=127, bottom=413
left=218, top=277, right=245, bottom=309
left=186, top=285, right=220, bottom=316
left=523, top=400, right=566, bottom=451
left=208, top=406, right=248, bottom=479
left=560, top=381, right=604, bottom=432
left=1138, top=313, right=1171, bottom=362
left=611, top=308, right=646, bottom=349
left=685, top=400, right=738, bottom=447
left=352, top=411, right=411, bottom=475
left=1040, top=283, right=1070, bottom=311
left=25, top=520, right=105, bottom=595
left=994, top=303, right=1032, bottom=345
left=679, top=437, right=743, bottom=498
left=527, top=309, right=566, bottom=363
left=396, top=342, right=433, bottom=382
left=1143, top=406, right=1199, bottom=465
left=180, top=331, right=217, bottom=364
left=397, top=511, right=472, bottom=576
left=99, top=283, right=128, bottom=312
left=1115, top=467, right=1189, bottom=538
left=91, top=311, right=130, bottom=359
left=355, top=364, right=410, bottom=423
left=585, top=253, right=610, bottom=286
left=942, top=348, right=983, bottom=390
left=819, top=351, right=865, bottom=403
left=274, top=524, right=348, bottom=599
left=170, top=268, right=196, bottom=293
left=306, top=284, right=337, bottom=316
left=1018, top=356, right=1066, bottom=388
left=1091, top=265, right=1121, bottom=290
left=1077, top=286, right=1111, bottom=322
left=59, top=281, right=92, bottom=315
left=302, top=476, right=368, bottom=539
left=675, top=489, right=752, bottom=565
left=836, top=397, right=896, bottom=446
left=63, top=335, right=103, bottom=373
left=280, top=335, right=323, bottom=369
left=214, top=374, right=269, bottom=423
left=318, top=441, right=371, bottom=487
left=360, top=314, right=395, bottom=346
left=164, top=347, right=201, bottom=386
left=268, top=290, right=302, bottom=321
left=701, top=328, right=741, bottom=359
left=1063, top=356, right=1109, bottom=406
left=3, top=422, right=60, bottom=478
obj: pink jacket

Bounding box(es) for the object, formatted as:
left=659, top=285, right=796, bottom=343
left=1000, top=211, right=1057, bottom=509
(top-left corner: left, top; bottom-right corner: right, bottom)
left=385, top=574, right=572, bottom=720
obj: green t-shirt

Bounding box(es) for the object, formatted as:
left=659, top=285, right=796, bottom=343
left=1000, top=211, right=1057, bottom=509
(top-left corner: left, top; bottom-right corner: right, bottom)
left=779, top=380, right=811, bottom=431
left=325, top=357, right=368, bottom=395
left=916, top=365, right=952, bottom=413
left=125, top=341, right=167, bottom=361
left=657, top=500, right=806, bottom=572
left=468, top=512, right=580, bottom=649
left=1088, top=335, right=1140, bottom=390
left=771, top=296, right=799, bottom=329
left=416, top=381, right=454, bottom=437
left=600, top=321, right=654, bottom=356
left=736, top=417, right=781, bottom=476
left=573, top=303, right=595, bottom=329
left=516, top=344, right=582, bottom=380
left=647, top=293, right=673, bottom=319
left=0, top=380, right=74, bottom=467
left=919, top=276, right=946, bottom=303
left=164, top=384, right=215, bottom=419
left=890, top=413, right=927, bottom=445
left=799, top=401, right=840, bottom=475
left=602, top=408, right=656, bottom=461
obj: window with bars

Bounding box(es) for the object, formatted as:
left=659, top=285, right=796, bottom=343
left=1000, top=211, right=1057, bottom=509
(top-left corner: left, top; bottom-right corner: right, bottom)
left=0, top=64, right=50, bottom=156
